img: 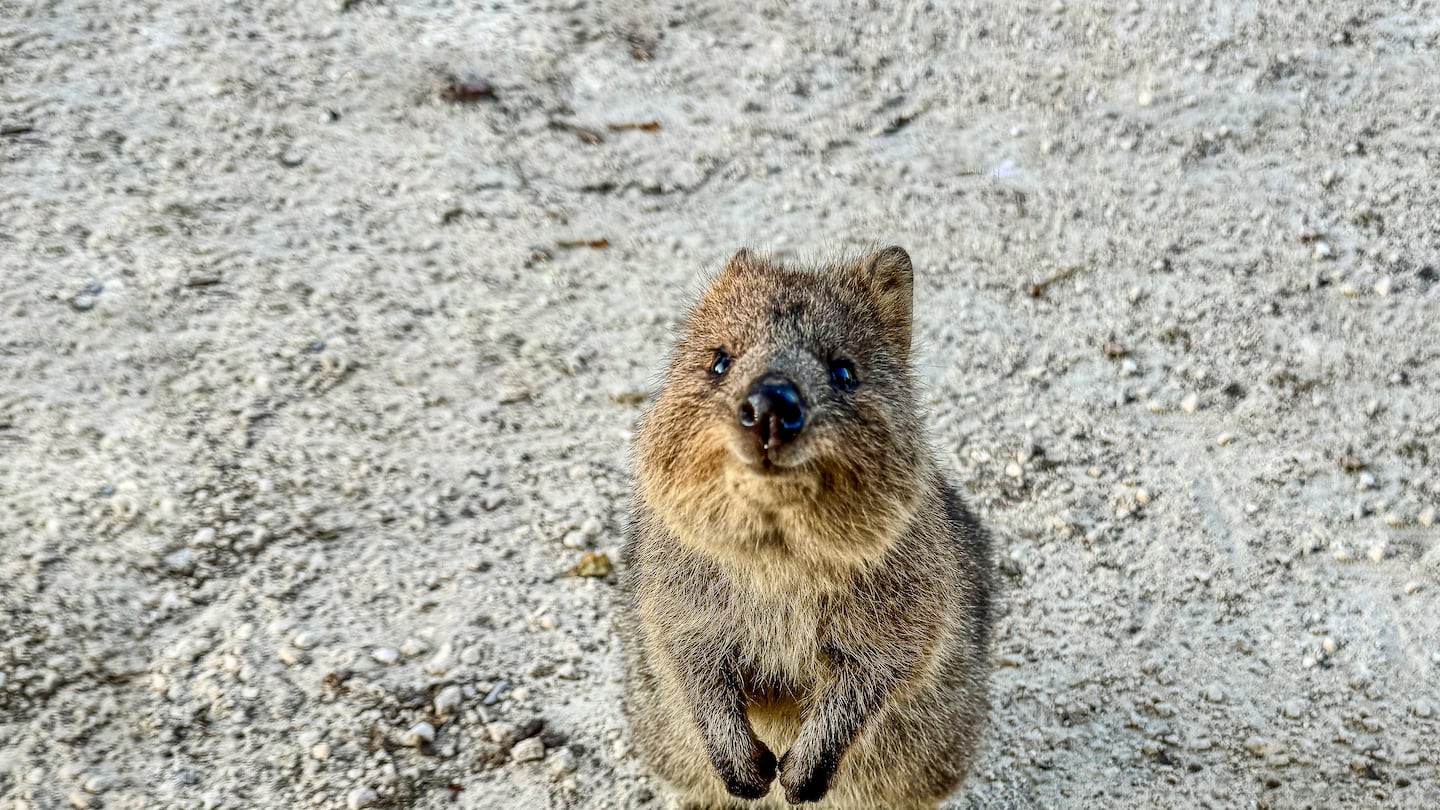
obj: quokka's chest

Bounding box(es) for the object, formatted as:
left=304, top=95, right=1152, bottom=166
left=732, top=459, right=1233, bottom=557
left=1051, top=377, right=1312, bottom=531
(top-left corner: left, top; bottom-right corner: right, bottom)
left=722, top=590, right=829, bottom=685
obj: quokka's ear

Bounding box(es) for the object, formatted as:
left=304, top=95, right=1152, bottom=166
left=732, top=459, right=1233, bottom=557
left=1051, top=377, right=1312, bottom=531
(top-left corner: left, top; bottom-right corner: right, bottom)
left=859, top=246, right=913, bottom=353
left=721, top=247, right=760, bottom=276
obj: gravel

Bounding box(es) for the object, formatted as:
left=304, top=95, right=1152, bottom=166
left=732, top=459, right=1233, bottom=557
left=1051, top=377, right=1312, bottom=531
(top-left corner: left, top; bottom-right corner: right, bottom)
left=2, top=1, right=1437, bottom=809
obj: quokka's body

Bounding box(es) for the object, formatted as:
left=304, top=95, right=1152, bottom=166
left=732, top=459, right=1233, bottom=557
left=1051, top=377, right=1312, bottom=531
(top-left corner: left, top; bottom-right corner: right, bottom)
left=619, top=247, right=994, bottom=809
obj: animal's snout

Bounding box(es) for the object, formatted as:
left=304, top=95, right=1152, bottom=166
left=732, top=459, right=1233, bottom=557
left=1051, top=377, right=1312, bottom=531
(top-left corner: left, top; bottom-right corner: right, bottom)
left=738, top=374, right=806, bottom=448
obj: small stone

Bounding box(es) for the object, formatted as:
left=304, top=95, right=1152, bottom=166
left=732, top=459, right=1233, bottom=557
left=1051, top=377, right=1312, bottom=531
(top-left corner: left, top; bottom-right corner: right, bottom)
left=371, top=647, right=400, bottom=665
left=1203, top=684, right=1226, bottom=704
left=579, top=516, right=604, bottom=538
left=435, top=684, right=463, bottom=715
left=1402, top=581, right=1423, bottom=596
left=346, top=787, right=379, bottom=810
left=486, top=722, right=519, bottom=749
left=1374, top=277, right=1392, bottom=296
left=191, top=527, right=217, bottom=546
left=1180, top=393, right=1199, bottom=413
left=83, top=775, right=116, bottom=794
left=1418, top=506, right=1435, bottom=527
left=1120, top=358, right=1140, bottom=376
left=280, top=150, right=304, bottom=168
left=425, top=644, right=454, bottom=675
left=1412, top=699, right=1434, bottom=719
left=511, top=737, right=546, bottom=763
left=1004, top=461, right=1023, bottom=479
left=400, top=638, right=429, bottom=657
left=162, top=548, right=196, bottom=574
left=1134, top=488, right=1151, bottom=505
left=1243, top=736, right=1271, bottom=757
left=292, top=631, right=321, bottom=650
left=1216, top=433, right=1235, bottom=446
left=1282, top=699, right=1306, bottom=719
left=1333, top=546, right=1353, bottom=563
left=277, top=647, right=305, bottom=666
left=69, top=792, right=91, bottom=809
left=546, top=747, right=578, bottom=778
left=1321, top=637, right=1338, bottom=654
left=561, top=530, right=589, bottom=549
left=310, top=742, right=331, bottom=760
left=1313, top=241, right=1333, bottom=261
left=1366, top=542, right=1385, bottom=563
left=402, top=722, right=436, bottom=747
left=1357, top=472, right=1377, bottom=490
left=556, top=663, right=580, bottom=680
left=564, top=551, right=613, bottom=578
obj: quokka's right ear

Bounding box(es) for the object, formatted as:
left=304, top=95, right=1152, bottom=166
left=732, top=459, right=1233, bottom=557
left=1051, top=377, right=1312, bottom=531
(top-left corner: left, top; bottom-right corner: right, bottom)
left=721, top=247, right=760, bottom=275
left=860, top=245, right=913, bottom=354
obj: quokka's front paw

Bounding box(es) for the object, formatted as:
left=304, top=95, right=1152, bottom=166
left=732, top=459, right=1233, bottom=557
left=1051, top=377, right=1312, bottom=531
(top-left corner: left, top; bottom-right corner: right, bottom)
left=715, top=742, right=777, bottom=800
left=778, top=747, right=840, bottom=804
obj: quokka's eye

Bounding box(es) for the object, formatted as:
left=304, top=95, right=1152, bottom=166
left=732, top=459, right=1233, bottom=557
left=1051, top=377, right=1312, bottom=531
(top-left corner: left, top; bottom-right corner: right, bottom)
left=711, top=348, right=732, bottom=377
left=829, top=359, right=859, bottom=392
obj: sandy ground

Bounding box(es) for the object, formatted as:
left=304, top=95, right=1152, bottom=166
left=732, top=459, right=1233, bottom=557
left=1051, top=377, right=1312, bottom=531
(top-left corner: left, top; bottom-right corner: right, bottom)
left=3, top=1, right=1439, bottom=808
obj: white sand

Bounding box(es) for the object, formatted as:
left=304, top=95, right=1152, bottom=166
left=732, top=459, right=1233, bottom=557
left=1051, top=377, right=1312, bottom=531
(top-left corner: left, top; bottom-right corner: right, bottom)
left=2, top=1, right=1437, bottom=808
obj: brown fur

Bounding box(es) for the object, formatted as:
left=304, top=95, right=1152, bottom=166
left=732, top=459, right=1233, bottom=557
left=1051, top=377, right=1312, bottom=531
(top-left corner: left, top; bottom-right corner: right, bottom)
left=619, top=247, right=994, bottom=808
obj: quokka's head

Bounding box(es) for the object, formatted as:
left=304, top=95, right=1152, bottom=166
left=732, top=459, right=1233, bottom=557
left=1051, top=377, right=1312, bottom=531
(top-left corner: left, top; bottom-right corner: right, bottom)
left=635, top=247, right=931, bottom=566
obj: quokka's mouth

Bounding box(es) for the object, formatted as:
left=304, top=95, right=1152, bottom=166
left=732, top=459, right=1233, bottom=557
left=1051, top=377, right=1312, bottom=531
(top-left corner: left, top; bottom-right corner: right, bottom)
left=730, top=438, right=806, bottom=475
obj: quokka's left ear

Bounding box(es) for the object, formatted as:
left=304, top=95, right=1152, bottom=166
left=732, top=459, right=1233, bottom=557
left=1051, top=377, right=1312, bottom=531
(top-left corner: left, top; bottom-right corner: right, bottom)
left=859, top=246, right=913, bottom=353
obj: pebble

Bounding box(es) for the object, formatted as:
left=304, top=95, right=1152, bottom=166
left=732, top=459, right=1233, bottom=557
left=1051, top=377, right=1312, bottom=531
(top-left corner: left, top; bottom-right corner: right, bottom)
left=1282, top=699, right=1306, bottom=719
left=401, top=722, right=435, bottom=747
left=579, top=516, right=604, bottom=538
left=346, top=787, right=379, bottom=810
left=191, top=527, right=217, bottom=546
left=561, top=530, right=589, bottom=549
left=425, top=644, right=454, bottom=675
left=1402, top=581, right=1422, bottom=596
left=565, top=551, right=613, bottom=578
left=1216, top=433, right=1235, bottom=446
left=1004, top=461, right=1023, bottom=479
left=1180, top=393, right=1199, bottom=413
left=1243, top=736, right=1271, bottom=757
left=1418, top=506, right=1436, bottom=527
left=371, top=647, right=399, bottom=665
left=498, top=728, right=543, bottom=761
left=310, top=743, right=331, bottom=761
left=546, top=747, right=578, bottom=778
left=400, top=638, right=429, bottom=657
left=82, top=775, right=115, bottom=794
left=162, top=548, right=196, bottom=575
left=486, top=722, right=519, bottom=748
left=434, top=684, right=463, bottom=715
left=292, top=631, right=321, bottom=650
left=1203, top=684, right=1226, bottom=704
left=1412, top=699, right=1434, bottom=719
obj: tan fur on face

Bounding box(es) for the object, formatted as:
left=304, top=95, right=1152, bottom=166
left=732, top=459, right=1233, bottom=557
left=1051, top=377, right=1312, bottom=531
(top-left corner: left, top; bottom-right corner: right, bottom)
left=634, top=250, right=929, bottom=589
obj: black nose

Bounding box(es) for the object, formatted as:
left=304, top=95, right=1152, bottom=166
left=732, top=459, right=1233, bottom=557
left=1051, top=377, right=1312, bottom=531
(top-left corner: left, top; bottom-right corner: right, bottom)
left=738, top=375, right=807, bottom=446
